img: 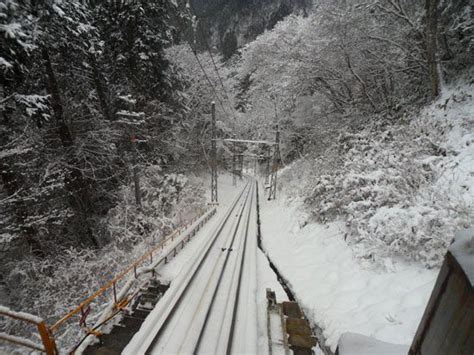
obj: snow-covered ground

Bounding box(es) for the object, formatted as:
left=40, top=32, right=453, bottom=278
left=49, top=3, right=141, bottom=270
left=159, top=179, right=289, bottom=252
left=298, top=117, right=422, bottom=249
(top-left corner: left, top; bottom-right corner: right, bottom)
left=258, top=79, right=474, bottom=352
left=260, top=192, right=436, bottom=352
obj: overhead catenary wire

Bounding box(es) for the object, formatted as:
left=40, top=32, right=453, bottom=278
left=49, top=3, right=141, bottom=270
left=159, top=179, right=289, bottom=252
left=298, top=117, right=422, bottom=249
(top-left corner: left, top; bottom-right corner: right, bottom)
left=205, top=44, right=238, bottom=121
left=207, top=48, right=230, bottom=102
left=186, top=42, right=229, bottom=117
left=187, top=5, right=237, bottom=122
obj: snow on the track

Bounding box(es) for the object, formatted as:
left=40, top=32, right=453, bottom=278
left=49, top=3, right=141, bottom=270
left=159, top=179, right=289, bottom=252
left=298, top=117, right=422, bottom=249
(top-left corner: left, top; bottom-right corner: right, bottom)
left=259, top=187, right=437, bottom=352
left=157, top=176, right=245, bottom=282
left=123, top=175, right=288, bottom=354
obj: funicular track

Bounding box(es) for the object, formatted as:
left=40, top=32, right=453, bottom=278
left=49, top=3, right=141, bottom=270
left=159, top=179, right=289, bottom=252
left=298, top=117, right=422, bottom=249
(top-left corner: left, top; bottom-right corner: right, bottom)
left=123, top=180, right=258, bottom=354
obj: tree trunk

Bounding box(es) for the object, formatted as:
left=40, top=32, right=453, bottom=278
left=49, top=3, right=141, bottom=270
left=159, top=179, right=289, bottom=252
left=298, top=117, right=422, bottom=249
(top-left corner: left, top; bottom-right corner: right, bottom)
left=89, top=53, right=113, bottom=121
left=41, top=47, right=73, bottom=146
left=425, top=0, right=440, bottom=99
left=42, top=47, right=99, bottom=248
left=0, top=161, right=45, bottom=256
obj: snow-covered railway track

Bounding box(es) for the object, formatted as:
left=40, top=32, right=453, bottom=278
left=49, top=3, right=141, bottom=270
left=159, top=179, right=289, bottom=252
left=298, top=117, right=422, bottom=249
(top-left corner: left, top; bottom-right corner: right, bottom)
left=123, top=180, right=258, bottom=355
left=193, top=181, right=254, bottom=354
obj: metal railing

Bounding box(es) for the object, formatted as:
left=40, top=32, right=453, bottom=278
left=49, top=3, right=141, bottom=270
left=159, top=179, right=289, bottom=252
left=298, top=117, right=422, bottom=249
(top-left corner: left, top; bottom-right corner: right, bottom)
left=0, top=307, right=58, bottom=355
left=0, top=207, right=216, bottom=354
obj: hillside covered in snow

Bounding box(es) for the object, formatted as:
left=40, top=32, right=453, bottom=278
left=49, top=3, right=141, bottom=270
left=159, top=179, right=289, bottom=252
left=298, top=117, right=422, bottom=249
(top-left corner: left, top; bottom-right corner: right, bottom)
left=1, top=0, right=473, bottom=353
left=261, top=78, right=473, bottom=351
left=278, top=78, right=474, bottom=269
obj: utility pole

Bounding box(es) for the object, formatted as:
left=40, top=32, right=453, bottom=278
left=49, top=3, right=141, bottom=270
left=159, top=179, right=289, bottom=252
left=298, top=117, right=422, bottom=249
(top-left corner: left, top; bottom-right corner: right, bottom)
left=268, top=125, right=280, bottom=200
left=238, top=154, right=244, bottom=180
left=131, top=134, right=141, bottom=208
left=265, top=154, right=270, bottom=185
left=210, top=102, right=218, bottom=203
left=232, top=135, right=237, bottom=186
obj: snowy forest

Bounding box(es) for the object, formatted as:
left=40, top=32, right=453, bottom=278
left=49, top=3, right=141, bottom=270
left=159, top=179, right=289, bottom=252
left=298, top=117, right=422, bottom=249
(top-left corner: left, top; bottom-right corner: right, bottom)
left=1, top=0, right=473, bottom=353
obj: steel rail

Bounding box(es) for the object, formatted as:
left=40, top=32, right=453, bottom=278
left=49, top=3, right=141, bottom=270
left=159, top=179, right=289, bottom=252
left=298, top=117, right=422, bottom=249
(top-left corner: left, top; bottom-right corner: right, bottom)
left=225, top=180, right=256, bottom=354
left=143, top=181, right=251, bottom=354
left=193, top=183, right=254, bottom=354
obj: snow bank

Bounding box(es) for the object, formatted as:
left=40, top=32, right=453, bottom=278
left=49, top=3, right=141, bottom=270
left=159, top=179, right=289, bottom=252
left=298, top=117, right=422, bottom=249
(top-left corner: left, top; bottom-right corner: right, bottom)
left=259, top=78, right=473, bottom=352
left=259, top=196, right=436, bottom=352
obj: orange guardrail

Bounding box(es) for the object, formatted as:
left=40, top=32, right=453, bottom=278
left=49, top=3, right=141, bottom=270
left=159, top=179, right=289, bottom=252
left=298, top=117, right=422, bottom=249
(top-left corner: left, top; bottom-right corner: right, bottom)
left=1, top=207, right=215, bottom=353
left=0, top=307, right=58, bottom=355
left=51, top=208, right=211, bottom=333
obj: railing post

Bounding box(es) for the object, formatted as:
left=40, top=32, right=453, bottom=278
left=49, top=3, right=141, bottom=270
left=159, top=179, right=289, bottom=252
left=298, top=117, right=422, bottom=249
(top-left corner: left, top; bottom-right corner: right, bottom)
left=112, top=281, right=117, bottom=305
left=37, top=321, right=58, bottom=355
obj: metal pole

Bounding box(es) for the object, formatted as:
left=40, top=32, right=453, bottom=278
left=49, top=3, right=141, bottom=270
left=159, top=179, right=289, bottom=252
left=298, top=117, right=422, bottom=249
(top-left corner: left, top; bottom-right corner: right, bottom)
left=268, top=125, right=280, bottom=200
left=232, top=135, right=237, bottom=186
left=37, top=322, right=58, bottom=355
left=132, top=134, right=141, bottom=208
left=239, top=154, right=243, bottom=180
left=210, top=102, right=218, bottom=203
left=265, top=154, right=270, bottom=185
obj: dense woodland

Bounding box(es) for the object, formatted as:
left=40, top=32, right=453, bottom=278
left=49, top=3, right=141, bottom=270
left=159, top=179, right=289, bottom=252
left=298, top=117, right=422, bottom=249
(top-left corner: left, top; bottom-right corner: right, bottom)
left=1, top=0, right=473, bottom=350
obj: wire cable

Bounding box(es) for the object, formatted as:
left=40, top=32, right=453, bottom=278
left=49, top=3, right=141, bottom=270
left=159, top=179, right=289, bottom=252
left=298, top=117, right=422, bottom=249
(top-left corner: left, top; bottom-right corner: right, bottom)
left=205, top=46, right=238, bottom=121
left=186, top=4, right=236, bottom=120
left=186, top=42, right=230, bottom=117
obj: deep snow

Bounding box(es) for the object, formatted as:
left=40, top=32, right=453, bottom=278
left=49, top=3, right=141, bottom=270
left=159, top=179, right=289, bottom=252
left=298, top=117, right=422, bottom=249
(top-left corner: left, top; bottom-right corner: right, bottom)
left=257, top=79, right=474, bottom=352
left=259, top=193, right=436, bottom=352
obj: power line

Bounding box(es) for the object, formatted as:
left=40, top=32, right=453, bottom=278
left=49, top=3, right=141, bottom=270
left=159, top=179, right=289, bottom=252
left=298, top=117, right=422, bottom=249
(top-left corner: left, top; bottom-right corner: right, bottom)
left=186, top=42, right=230, bottom=117
left=186, top=5, right=236, bottom=121
left=205, top=45, right=238, bottom=121
left=207, top=48, right=229, bottom=101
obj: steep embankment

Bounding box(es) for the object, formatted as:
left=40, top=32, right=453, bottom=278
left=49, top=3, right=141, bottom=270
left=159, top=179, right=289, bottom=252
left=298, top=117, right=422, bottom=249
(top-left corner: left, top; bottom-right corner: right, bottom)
left=259, top=79, right=474, bottom=352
